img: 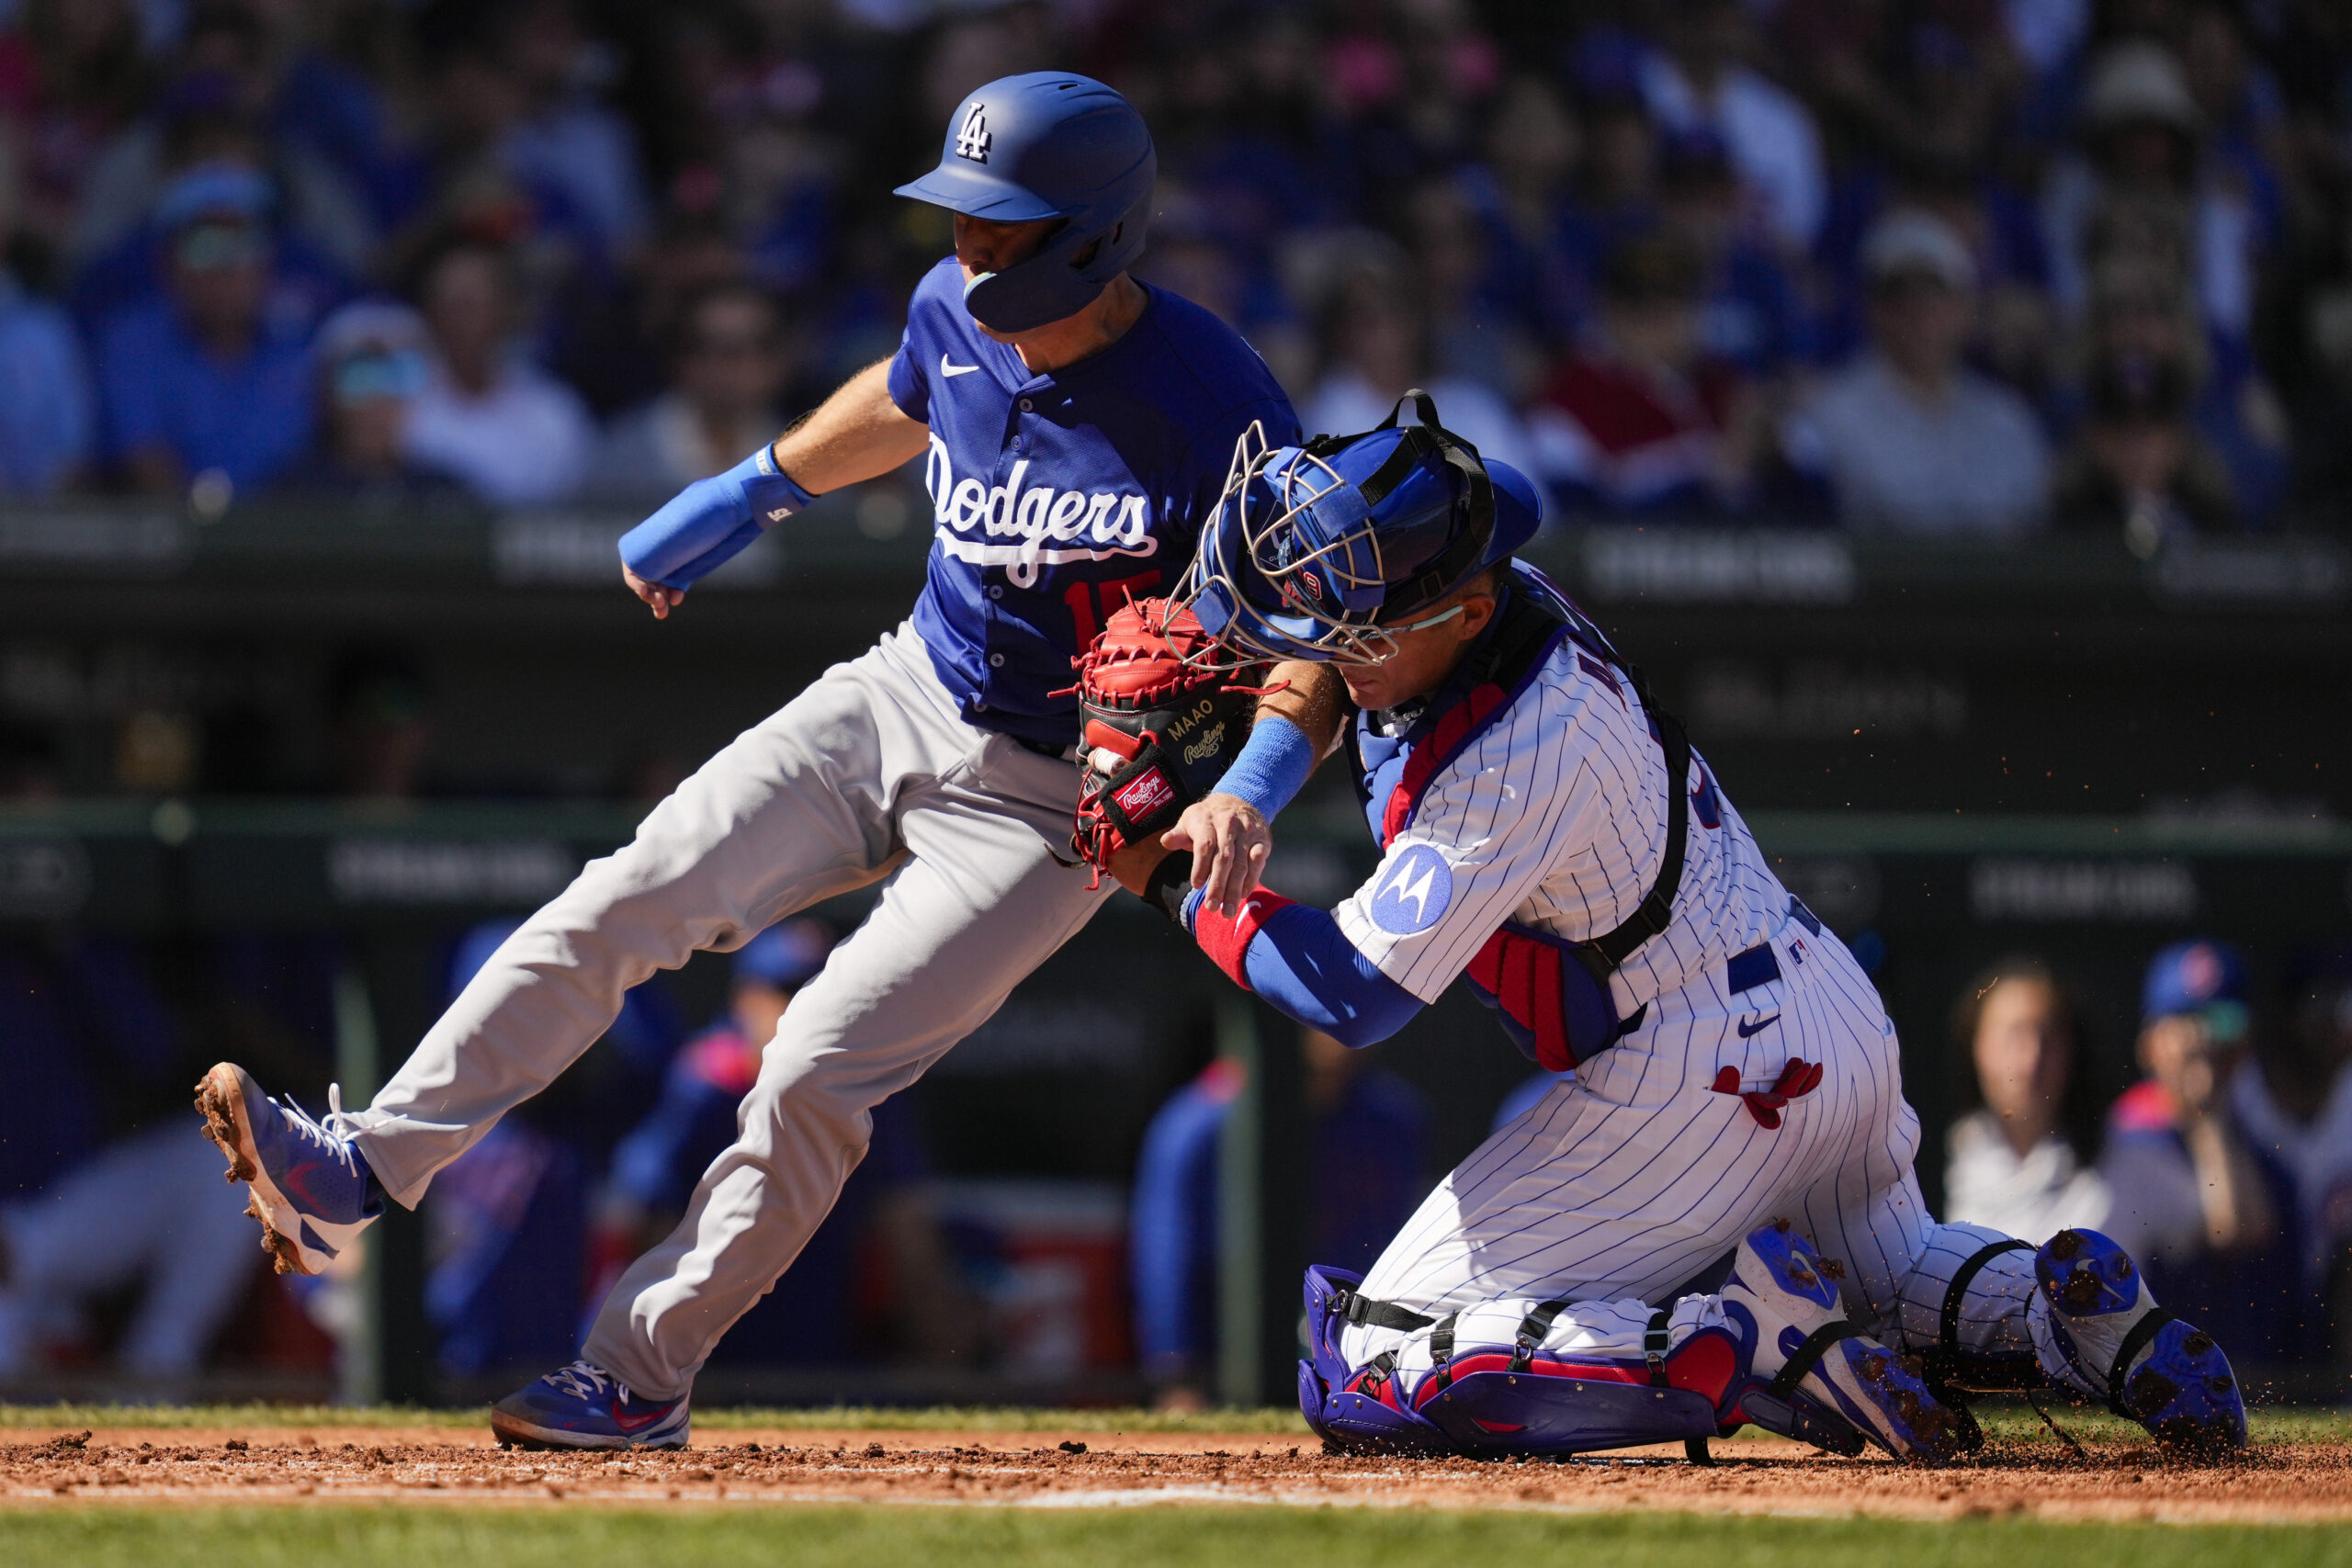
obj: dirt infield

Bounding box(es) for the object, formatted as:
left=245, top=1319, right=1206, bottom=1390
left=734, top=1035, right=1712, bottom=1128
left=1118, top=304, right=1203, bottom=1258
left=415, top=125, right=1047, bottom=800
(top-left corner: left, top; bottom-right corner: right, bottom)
left=4, top=1422, right=2347, bottom=1525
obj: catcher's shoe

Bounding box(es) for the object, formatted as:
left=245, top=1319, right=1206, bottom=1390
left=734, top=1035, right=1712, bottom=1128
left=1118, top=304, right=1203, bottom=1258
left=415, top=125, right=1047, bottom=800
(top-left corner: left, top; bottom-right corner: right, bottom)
left=492, top=1360, right=691, bottom=1450
left=194, top=1062, right=380, bottom=1276
left=1723, top=1222, right=1966, bottom=1465
left=2035, top=1228, right=2246, bottom=1453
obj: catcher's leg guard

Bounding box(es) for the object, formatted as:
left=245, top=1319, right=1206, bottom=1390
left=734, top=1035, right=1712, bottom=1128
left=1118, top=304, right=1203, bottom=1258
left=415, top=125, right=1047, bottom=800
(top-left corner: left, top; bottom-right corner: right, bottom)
left=1298, top=1266, right=1358, bottom=1443
left=1297, top=1359, right=1335, bottom=1444
left=1411, top=1302, right=1727, bottom=1460
left=1302, top=1264, right=1451, bottom=1454
left=1721, top=1222, right=1967, bottom=1465
left=1317, top=1284, right=1740, bottom=1461
left=1323, top=1355, right=1453, bottom=1453
left=1302, top=1265, right=1364, bottom=1395
left=2032, top=1228, right=2246, bottom=1453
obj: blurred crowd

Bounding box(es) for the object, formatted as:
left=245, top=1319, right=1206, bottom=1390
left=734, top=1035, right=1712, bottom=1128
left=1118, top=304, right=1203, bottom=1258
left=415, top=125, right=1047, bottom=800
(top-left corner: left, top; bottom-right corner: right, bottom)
left=0, top=0, right=2337, bottom=544
left=1945, top=939, right=2352, bottom=1382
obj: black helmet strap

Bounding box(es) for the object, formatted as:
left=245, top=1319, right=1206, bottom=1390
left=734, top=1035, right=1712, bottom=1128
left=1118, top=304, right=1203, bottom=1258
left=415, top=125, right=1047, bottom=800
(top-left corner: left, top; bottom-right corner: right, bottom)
left=1299, top=389, right=1497, bottom=620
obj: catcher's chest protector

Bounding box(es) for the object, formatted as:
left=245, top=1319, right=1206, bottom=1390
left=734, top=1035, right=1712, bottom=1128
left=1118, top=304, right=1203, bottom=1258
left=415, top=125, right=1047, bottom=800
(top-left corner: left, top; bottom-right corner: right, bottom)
left=1348, top=568, right=1691, bottom=1072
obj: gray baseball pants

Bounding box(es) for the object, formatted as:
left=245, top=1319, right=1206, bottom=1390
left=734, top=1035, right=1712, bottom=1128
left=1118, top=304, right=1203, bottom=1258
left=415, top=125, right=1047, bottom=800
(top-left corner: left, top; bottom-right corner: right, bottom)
left=345, top=623, right=1112, bottom=1398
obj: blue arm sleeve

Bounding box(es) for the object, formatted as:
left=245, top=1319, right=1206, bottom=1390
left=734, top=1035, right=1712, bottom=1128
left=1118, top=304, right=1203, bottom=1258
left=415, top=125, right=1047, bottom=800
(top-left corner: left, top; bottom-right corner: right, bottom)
left=617, top=445, right=815, bottom=590
left=1234, top=900, right=1423, bottom=1048
left=1211, top=712, right=1317, bottom=819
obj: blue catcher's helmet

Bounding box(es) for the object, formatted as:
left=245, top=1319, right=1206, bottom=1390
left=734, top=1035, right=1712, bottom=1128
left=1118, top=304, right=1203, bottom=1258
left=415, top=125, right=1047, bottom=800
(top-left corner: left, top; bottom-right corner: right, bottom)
left=895, top=72, right=1155, bottom=333
left=1178, top=390, right=1544, bottom=667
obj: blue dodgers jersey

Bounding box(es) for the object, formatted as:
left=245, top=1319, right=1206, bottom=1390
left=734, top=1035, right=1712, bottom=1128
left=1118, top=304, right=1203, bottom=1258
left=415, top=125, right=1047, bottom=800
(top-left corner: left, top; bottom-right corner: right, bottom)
left=888, top=256, right=1297, bottom=746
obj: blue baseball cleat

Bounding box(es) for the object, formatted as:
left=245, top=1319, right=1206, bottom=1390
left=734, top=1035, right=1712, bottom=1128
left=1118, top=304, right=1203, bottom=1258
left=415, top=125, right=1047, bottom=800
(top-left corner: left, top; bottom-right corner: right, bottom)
left=195, top=1062, right=380, bottom=1277
left=1724, top=1222, right=1966, bottom=1465
left=492, top=1361, right=692, bottom=1450
left=2035, top=1228, right=2246, bottom=1453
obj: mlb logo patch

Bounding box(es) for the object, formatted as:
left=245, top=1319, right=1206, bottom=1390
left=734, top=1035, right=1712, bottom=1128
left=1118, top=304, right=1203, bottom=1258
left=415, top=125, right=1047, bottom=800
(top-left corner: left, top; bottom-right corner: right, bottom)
left=1113, top=768, right=1175, bottom=821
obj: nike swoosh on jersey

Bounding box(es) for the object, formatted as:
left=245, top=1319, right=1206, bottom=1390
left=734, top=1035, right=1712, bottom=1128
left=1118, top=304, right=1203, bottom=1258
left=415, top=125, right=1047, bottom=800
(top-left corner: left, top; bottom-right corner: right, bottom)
left=940, top=354, right=981, bottom=378
left=1736, top=1013, right=1781, bottom=1038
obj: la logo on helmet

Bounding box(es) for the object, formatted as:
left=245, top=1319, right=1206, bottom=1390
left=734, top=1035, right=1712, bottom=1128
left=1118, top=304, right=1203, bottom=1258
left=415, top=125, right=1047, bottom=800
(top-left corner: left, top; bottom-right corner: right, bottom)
left=955, top=103, right=991, bottom=164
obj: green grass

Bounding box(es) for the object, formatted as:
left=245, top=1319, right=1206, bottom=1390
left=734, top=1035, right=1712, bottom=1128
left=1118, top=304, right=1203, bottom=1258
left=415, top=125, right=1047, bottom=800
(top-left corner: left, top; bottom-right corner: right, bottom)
left=1967, top=1402, right=2352, bottom=1445
left=0, top=1506, right=2342, bottom=1568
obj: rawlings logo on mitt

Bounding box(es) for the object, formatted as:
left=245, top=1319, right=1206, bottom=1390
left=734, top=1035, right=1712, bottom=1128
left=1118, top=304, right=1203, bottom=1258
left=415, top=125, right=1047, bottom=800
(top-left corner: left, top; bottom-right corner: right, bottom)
left=1066, top=597, right=1270, bottom=884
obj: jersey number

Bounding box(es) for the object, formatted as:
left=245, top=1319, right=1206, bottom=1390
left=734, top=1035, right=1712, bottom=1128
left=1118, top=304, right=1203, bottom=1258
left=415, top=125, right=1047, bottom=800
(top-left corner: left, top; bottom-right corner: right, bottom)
left=1063, top=571, right=1161, bottom=651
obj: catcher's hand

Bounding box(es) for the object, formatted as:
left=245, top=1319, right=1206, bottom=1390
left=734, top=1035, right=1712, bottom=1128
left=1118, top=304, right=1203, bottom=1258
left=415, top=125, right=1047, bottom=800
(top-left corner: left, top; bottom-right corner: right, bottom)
left=1161, top=793, right=1271, bottom=919
left=1067, top=597, right=1268, bottom=909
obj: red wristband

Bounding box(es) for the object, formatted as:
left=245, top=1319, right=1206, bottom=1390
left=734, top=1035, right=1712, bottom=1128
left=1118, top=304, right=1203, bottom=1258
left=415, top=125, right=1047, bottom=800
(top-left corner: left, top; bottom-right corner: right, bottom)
left=1193, top=887, right=1296, bottom=990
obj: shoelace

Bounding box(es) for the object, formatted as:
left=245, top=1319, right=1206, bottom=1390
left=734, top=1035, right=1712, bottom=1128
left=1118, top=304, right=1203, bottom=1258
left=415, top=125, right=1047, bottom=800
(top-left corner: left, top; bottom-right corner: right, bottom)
left=547, top=1360, right=637, bottom=1404
left=275, top=1083, right=364, bottom=1178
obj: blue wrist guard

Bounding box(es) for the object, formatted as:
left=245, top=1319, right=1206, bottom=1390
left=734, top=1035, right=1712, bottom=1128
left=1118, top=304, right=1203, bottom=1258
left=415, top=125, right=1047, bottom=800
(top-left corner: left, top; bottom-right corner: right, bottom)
left=1212, top=713, right=1317, bottom=820
left=618, top=445, right=815, bottom=590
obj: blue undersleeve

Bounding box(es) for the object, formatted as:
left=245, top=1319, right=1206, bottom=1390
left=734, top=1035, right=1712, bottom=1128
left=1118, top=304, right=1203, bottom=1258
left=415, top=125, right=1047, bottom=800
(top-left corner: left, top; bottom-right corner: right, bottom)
left=1243, top=903, right=1423, bottom=1048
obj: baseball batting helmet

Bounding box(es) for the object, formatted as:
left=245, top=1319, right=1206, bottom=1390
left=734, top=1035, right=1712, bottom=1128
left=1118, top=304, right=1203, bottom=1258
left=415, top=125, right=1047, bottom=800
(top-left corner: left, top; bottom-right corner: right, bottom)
left=895, top=72, right=1155, bottom=333
left=1177, top=390, right=1544, bottom=667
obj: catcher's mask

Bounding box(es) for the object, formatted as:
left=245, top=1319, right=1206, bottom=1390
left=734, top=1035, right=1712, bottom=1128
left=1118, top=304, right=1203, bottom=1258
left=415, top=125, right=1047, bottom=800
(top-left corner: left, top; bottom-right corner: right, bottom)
left=1174, top=390, right=1543, bottom=669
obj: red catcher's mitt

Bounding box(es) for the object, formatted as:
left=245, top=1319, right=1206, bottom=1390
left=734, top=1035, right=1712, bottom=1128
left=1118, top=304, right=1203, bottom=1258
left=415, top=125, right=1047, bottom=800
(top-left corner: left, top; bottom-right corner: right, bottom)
left=1067, top=598, right=1268, bottom=883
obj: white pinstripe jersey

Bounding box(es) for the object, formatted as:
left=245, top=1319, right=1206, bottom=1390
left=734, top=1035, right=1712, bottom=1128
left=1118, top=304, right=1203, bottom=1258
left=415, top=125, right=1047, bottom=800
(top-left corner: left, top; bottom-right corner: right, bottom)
left=1332, top=620, right=1789, bottom=1012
